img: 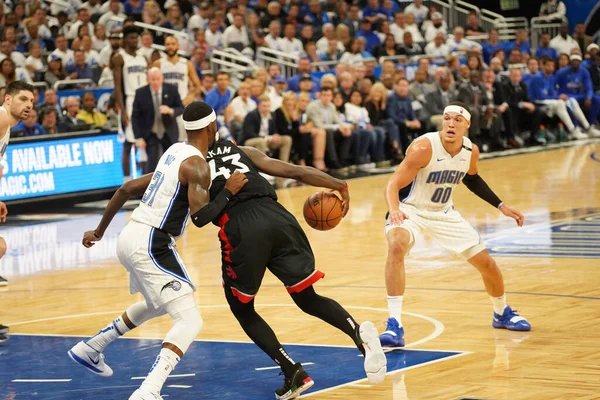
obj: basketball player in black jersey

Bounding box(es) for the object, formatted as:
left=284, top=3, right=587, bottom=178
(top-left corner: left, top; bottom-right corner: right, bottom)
left=197, top=140, right=387, bottom=399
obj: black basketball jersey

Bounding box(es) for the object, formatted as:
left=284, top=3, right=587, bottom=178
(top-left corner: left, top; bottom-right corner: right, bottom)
left=207, top=141, right=277, bottom=222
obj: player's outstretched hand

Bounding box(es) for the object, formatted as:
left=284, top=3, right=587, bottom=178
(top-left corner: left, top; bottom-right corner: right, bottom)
left=82, top=230, right=101, bottom=248
left=389, top=209, right=409, bottom=225
left=224, top=170, right=248, bottom=195
left=0, top=201, right=7, bottom=223
left=500, top=204, right=524, bottom=227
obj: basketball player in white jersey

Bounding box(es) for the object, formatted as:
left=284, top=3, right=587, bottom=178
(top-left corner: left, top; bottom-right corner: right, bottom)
left=153, top=35, right=202, bottom=141
left=68, top=102, right=247, bottom=399
left=112, top=25, right=148, bottom=182
left=379, top=101, right=531, bottom=348
left=0, top=81, right=35, bottom=342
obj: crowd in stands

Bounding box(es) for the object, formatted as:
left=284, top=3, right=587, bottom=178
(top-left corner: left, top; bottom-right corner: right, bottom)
left=2, top=0, right=599, bottom=176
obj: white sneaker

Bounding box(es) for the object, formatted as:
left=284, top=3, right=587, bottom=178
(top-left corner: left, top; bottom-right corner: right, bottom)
left=67, top=341, right=113, bottom=377
left=586, top=126, right=600, bottom=138
left=359, top=321, right=387, bottom=384
left=129, top=388, right=162, bottom=400
left=570, top=127, right=588, bottom=140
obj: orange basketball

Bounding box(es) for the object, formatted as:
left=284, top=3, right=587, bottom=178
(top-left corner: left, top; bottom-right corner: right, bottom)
left=303, top=191, right=344, bottom=231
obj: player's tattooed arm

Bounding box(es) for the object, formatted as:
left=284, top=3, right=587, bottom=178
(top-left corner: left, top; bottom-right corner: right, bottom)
left=385, top=138, right=431, bottom=224
left=181, top=156, right=248, bottom=228
left=240, top=146, right=350, bottom=216
left=82, top=174, right=154, bottom=247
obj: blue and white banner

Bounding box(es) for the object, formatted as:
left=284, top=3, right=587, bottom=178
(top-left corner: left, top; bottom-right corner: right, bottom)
left=0, top=133, right=123, bottom=201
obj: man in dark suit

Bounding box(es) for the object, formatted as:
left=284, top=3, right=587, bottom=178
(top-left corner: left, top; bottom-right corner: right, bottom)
left=241, top=95, right=292, bottom=163
left=456, top=70, right=491, bottom=139
left=132, top=67, right=184, bottom=173
left=341, top=3, right=361, bottom=36
left=502, top=67, right=543, bottom=145
left=424, top=73, right=455, bottom=131
left=58, top=96, right=90, bottom=132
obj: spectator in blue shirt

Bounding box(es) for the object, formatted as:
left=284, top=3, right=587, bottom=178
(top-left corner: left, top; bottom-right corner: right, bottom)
left=387, top=78, right=422, bottom=152
left=535, top=33, right=558, bottom=60
left=505, top=29, right=531, bottom=59
left=582, top=43, right=599, bottom=69
left=287, top=58, right=320, bottom=93
left=522, top=57, right=539, bottom=87
left=66, top=50, right=94, bottom=86
left=13, top=108, right=46, bottom=137
left=363, top=0, right=388, bottom=29
left=204, top=71, right=233, bottom=116
left=555, top=54, right=600, bottom=126
left=482, top=29, right=506, bottom=64
left=303, top=0, right=331, bottom=27
left=357, top=20, right=382, bottom=54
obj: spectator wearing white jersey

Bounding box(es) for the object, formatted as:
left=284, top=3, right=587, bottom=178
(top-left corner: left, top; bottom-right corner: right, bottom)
left=317, top=24, right=345, bottom=55
left=68, top=9, right=94, bottom=40
left=280, top=23, right=304, bottom=56
left=424, top=12, right=448, bottom=43
left=550, top=23, right=580, bottom=57
left=404, top=0, right=428, bottom=25
left=265, top=20, right=284, bottom=52
left=425, top=33, right=451, bottom=58
left=226, top=81, right=257, bottom=142
left=223, top=14, right=249, bottom=50
left=205, top=18, right=224, bottom=49
left=98, top=0, right=127, bottom=34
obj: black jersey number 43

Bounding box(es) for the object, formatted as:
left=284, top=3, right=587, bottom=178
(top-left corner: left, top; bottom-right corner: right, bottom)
left=209, top=154, right=250, bottom=181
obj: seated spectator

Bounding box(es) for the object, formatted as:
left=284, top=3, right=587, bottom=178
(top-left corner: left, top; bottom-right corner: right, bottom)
left=464, top=11, right=486, bottom=36
left=404, top=0, right=428, bottom=25
left=38, top=88, right=62, bottom=116
left=81, top=34, right=101, bottom=66
left=425, top=33, right=451, bottom=58
left=290, top=91, right=327, bottom=169
left=588, top=52, right=600, bottom=94
left=321, top=39, right=344, bottom=66
left=280, top=23, right=304, bottom=56
left=306, top=87, right=353, bottom=171
left=410, top=68, right=435, bottom=106
left=467, top=54, right=486, bottom=72
left=424, top=12, right=447, bottom=43
left=66, top=50, right=95, bottom=87
left=99, top=0, right=127, bottom=34
left=458, top=64, right=472, bottom=84
left=338, top=72, right=356, bottom=103
left=345, top=89, right=385, bottom=168
left=482, top=29, right=506, bottom=64
left=125, top=0, right=145, bottom=20
left=51, top=35, right=76, bottom=69
left=482, top=69, right=513, bottom=148
left=522, top=57, right=540, bottom=86
left=538, top=0, right=567, bottom=22
left=40, top=108, right=60, bottom=135
left=400, top=32, right=423, bottom=57
left=59, top=97, right=90, bottom=132
left=357, top=20, right=381, bottom=54
left=387, top=78, right=421, bottom=152
left=342, top=3, right=362, bottom=36
left=242, top=95, right=293, bottom=164
left=583, top=44, right=599, bottom=69
left=373, top=34, right=405, bottom=59
left=317, top=24, right=344, bottom=55
left=390, top=12, right=406, bottom=45
left=555, top=54, right=600, bottom=128
left=557, top=53, right=570, bottom=69
left=287, top=58, right=317, bottom=92
left=365, top=82, right=401, bottom=161
left=573, top=23, right=593, bottom=54
left=506, top=29, right=531, bottom=61
left=550, top=24, right=579, bottom=57
left=68, top=9, right=94, bottom=41
left=529, top=56, right=599, bottom=140
left=425, top=72, right=456, bottom=131
left=93, top=24, right=109, bottom=52
left=535, top=33, right=558, bottom=60
left=456, top=70, right=490, bottom=140
left=0, top=58, right=27, bottom=87
left=205, top=18, right=224, bottom=49
left=304, top=0, right=331, bottom=27
left=25, top=41, right=45, bottom=80
left=226, top=82, right=257, bottom=141
left=162, top=4, right=185, bottom=32
left=340, top=38, right=365, bottom=66
left=363, top=0, right=387, bottom=28
left=503, top=68, right=544, bottom=145
left=0, top=39, right=26, bottom=69
left=19, top=21, right=47, bottom=53
left=447, top=27, right=482, bottom=54
left=298, top=75, right=316, bottom=100
left=269, top=76, right=288, bottom=111
left=204, top=71, right=232, bottom=116
left=304, top=42, right=322, bottom=65
left=320, top=74, right=338, bottom=91
left=507, top=48, right=524, bottom=67
left=336, top=24, right=352, bottom=50
left=13, top=108, right=46, bottom=137
left=299, top=24, right=316, bottom=47
left=403, top=13, right=424, bottom=44
left=490, top=57, right=508, bottom=83
left=77, top=92, right=108, bottom=128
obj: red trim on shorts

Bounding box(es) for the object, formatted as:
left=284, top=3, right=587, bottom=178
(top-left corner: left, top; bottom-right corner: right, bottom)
left=218, top=214, right=232, bottom=263
left=286, top=270, right=325, bottom=294
left=231, top=287, right=256, bottom=303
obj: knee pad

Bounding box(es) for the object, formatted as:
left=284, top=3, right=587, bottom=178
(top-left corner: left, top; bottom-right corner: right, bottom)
left=163, top=295, right=203, bottom=354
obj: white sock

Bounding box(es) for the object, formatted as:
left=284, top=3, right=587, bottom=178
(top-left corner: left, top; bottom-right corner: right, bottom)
left=141, top=348, right=180, bottom=394
left=85, top=315, right=131, bottom=353
left=490, top=294, right=507, bottom=315
left=387, top=296, right=403, bottom=327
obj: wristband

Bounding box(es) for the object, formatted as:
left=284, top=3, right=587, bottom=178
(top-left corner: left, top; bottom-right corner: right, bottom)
left=93, top=230, right=102, bottom=239
left=497, top=201, right=504, bottom=209
left=339, top=184, right=349, bottom=193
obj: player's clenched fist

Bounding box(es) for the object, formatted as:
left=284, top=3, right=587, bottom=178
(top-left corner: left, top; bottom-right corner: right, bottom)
left=224, top=170, right=248, bottom=195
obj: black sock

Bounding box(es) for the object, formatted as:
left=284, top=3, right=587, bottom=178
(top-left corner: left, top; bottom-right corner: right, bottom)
left=225, top=286, right=297, bottom=376
left=291, top=286, right=364, bottom=355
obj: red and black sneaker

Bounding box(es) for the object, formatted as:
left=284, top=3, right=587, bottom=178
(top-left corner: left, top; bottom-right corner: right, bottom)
left=274, top=363, right=314, bottom=400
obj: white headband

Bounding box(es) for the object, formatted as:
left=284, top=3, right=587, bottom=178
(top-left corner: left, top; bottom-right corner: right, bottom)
left=444, top=105, right=471, bottom=121
left=183, top=110, right=216, bottom=130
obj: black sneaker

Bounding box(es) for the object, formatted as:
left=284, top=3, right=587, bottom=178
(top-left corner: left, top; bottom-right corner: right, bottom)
left=275, top=363, right=314, bottom=400
left=0, top=276, right=7, bottom=286
left=0, top=324, right=8, bottom=343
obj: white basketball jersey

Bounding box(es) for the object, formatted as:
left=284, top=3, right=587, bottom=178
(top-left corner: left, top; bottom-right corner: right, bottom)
left=120, top=49, right=147, bottom=97
left=161, top=58, right=189, bottom=101
left=131, top=142, right=205, bottom=237
left=0, top=106, right=11, bottom=157
left=402, top=132, right=473, bottom=212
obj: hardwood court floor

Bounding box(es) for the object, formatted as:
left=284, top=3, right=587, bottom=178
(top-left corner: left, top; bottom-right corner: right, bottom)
left=1, top=143, right=600, bottom=399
